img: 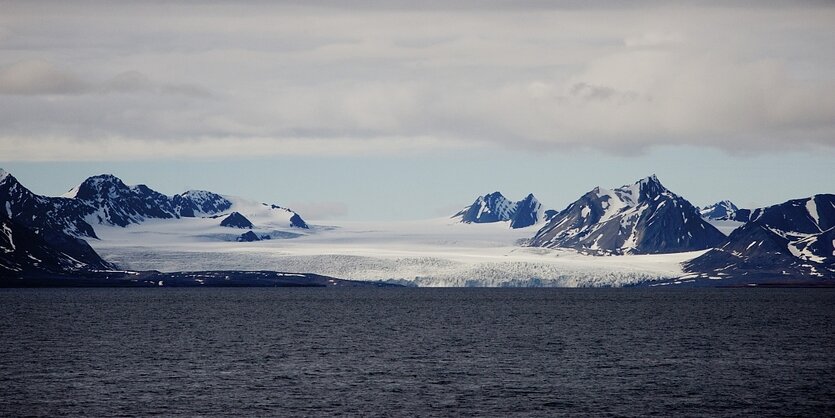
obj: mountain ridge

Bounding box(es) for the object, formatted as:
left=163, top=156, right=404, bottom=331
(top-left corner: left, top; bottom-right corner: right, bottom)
left=530, top=175, right=727, bottom=254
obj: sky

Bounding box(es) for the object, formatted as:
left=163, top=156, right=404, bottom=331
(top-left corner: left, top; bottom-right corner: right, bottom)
left=1, top=1, right=834, bottom=220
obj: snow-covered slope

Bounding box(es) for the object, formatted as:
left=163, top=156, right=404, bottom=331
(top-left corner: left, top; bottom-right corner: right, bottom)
left=453, top=192, right=548, bottom=229
left=530, top=175, right=726, bottom=254
left=90, top=217, right=701, bottom=287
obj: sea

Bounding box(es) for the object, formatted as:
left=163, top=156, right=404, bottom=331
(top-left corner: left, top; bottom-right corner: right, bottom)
left=1, top=288, right=833, bottom=417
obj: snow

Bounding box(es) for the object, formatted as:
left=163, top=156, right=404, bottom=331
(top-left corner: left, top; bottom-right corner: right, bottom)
left=580, top=206, right=590, bottom=218
left=0, top=168, right=9, bottom=183
left=89, top=216, right=704, bottom=287
left=61, top=186, right=80, bottom=198
left=806, top=198, right=821, bottom=231
left=1, top=223, right=14, bottom=253
left=223, top=196, right=303, bottom=229
left=594, top=188, right=626, bottom=222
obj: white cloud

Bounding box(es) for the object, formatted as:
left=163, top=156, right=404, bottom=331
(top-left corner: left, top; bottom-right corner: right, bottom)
left=1, top=2, right=834, bottom=160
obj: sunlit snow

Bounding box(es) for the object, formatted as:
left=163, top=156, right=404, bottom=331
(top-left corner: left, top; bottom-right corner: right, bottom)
left=90, top=217, right=704, bottom=287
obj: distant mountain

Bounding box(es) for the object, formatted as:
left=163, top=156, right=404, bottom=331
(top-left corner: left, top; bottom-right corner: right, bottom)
left=173, top=190, right=233, bottom=217
left=530, top=175, right=727, bottom=254
left=65, top=174, right=233, bottom=226
left=237, top=231, right=262, bottom=242
left=699, top=200, right=750, bottom=222
left=453, top=192, right=548, bottom=228
left=685, top=194, right=835, bottom=282
left=220, top=212, right=253, bottom=229
left=260, top=204, right=309, bottom=229
left=63, top=174, right=308, bottom=230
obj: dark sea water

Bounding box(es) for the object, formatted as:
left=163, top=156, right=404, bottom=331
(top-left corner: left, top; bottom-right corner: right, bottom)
left=1, top=288, right=834, bottom=417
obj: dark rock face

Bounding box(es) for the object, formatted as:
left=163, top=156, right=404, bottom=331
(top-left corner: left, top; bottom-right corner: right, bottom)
left=530, top=175, right=727, bottom=254
left=510, top=194, right=544, bottom=229
left=0, top=169, right=98, bottom=239
left=172, top=190, right=232, bottom=217
left=0, top=211, right=112, bottom=277
left=219, top=212, right=253, bottom=229
left=70, top=175, right=232, bottom=227
left=455, top=192, right=517, bottom=224
left=0, top=170, right=107, bottom=266
left=748, top=194, right=835, bottom=234
left=453, top=192, right=547, bottom=228
left=684, top=194, right=835, bottom=282
left=289, top=213, right=309, bottom=229
left=237, top=231, right=261, bottom=242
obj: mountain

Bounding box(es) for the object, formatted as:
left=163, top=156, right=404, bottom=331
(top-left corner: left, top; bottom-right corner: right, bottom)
left=684, top=194, right=835, bottom=283
left=699, top=200, right=750, bottom=222
left=220, top=212, right=253, bottom=229
left=0, top=169, right=98, bottom=238
left=0, top=210, right=112, bottom=277
left=261, top=204, right=309, bottom=229
left=0, top=169, right=110, bottom=267
left=65, top=174, right=233, bottom=227
left=237, top=231, right=262, bottom=242
left=64, top=174, right=308, bottom=230
left=453, top=192, right=548, bottom=228
left=748, top=194, right=835, bottom=234
left=530, top=175, right=727, bottom=254
left=510, top=194, right=546, bottom=228
left=173, top=190, right=233, bottom=217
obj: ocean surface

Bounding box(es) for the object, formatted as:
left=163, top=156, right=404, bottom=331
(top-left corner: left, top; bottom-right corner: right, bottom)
left=1, top=288, right=833, bottom=417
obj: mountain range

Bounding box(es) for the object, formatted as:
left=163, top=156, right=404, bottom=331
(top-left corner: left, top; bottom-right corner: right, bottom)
left=529, top=175, right=726, bottom=254
left=1, top=168, right=832, bottom=286
left=683, top=194, right=835, bottom=284
left=0, top=169, right=308, bottom=281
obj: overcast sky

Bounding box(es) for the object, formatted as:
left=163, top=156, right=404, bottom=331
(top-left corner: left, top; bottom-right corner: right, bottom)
left=1, top=1, right=834, bottom=220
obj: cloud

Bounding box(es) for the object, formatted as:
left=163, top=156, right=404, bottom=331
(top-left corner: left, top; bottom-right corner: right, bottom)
left=102, top=71, right=212, bottom=97
left=0, top=60, right=89, bottom=95
left=0, top=135, right=469, bottom=161
left=0, top=61, right=211, bottom=98
left=624, top=31, right=684, bottom=48
left=1, top=2, right=834, bottom=160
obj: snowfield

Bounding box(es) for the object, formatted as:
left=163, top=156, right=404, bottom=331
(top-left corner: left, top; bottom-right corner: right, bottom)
left=89, top=216, right=704, bottom=287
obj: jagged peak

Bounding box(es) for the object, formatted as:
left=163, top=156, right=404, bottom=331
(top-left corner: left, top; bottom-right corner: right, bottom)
left=703, top=200, right=738, bottom=211
left=641, top=173, right=660, bottom=184
left=0, top=168, right=26, bottom=186
left=614, top=174, right=669, bottom=205
left=180, top=189, right=216, bottom=197
left=482, top=191, right=507, bottom=200
left=83, top=173, right=124, bottom=183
